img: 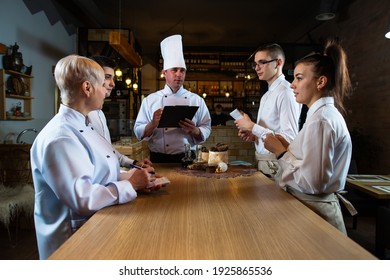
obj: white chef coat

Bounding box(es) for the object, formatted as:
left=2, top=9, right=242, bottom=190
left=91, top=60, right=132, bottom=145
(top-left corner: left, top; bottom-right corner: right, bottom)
left=277, top=97, right=352, bottom=194
left=252, top=74, right=301, bottom=154
left=134, top=85, right=211, bottom=154
left=31, top=105, right=137, bottom=259
left=88, top=109, right=135, bottom=168
left=88, top=110, right=111, bottom=142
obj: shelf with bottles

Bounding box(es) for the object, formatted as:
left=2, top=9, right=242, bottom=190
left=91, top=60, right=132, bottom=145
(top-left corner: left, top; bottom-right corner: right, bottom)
left=242, top=79, right=268, bottom=120
left=158, top=52, right=220, bottom=73
left=189, top=80, right=245, bottom=97
left=185, top=52, right=220, bottom=72
left=182, top=79, right=246, bottom=113
left=158, top=48, right=253, bottom=75
left=208, top=96, right=233, bottom=111
left=244, top=79, right=264, bottom=96
left=196, top=81, right=220, bottom=96
left=0, top=69, right=33, bottom=120
left=219, top=51, right=248, bottom=74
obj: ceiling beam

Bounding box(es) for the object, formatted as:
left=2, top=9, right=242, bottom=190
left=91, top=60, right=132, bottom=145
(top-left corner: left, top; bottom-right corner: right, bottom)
left=109, top=31, right=142, bottom=67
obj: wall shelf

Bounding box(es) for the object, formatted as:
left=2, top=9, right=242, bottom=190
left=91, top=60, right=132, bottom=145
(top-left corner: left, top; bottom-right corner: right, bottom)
left=0, top=69, right=33, bottom=121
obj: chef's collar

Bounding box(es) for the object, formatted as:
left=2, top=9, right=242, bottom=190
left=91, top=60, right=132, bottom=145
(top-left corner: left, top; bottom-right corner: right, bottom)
left=162, top=84, right=186, bottom=95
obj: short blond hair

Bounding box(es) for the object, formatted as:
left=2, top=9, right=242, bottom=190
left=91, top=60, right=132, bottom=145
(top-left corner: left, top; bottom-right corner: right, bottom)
left=54, top=55, right=104, bottom=104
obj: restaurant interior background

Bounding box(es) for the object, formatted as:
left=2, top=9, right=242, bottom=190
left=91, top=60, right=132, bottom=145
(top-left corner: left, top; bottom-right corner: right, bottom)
left=0, top=0, right=389, bottom=260
left=0, top=0, right=388, bottom=174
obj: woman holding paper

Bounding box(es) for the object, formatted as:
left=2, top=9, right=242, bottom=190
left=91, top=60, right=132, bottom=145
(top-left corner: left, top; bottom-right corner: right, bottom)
left=263, top=39, right=353, bottom=234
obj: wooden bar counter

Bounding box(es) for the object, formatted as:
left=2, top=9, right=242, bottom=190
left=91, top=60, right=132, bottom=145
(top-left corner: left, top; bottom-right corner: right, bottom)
left=49, top=164, right=376, bottom=260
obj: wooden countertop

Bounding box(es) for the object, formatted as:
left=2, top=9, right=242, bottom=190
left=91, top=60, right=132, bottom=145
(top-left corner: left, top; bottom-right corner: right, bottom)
left=49, top=164, right=376, bottom=260
left=346, top=175, right=390, bottom=200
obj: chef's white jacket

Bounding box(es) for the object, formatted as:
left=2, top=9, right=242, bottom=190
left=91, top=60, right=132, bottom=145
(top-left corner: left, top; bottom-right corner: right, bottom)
left=134, top=85, right=211, bottom=154
left=31, top=105, right=137, bottom=259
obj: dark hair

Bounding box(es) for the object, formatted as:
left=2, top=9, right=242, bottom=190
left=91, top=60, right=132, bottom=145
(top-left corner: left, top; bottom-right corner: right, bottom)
left=296, top=39, right=352, bottom=115
left=89, top=55, right=117, bottom=69
left=255, top=43, right=285, bottom=63
left=215, top=104, right=223, bottom=109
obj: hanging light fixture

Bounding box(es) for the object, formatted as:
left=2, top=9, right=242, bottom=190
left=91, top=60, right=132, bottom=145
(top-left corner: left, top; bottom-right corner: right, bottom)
left=115, top=68, right=122, bottom=81
left=202, top=92, right=207, bottom=98
left=125, top=77, right=132, bottom=87
left=316, top=0, right=339, bottom=21
left=385, top=18, right=390, bottom=39
left=225, top=92, right=230, bottom=98
left=132, top=68, right=139, bottom=91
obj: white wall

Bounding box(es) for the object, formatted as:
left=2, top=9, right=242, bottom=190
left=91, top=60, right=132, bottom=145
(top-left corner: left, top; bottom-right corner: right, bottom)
left=0, top=0, right=76, bottom=143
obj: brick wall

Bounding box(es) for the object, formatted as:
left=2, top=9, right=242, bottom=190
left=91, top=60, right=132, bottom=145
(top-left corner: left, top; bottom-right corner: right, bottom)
left=113, top=129, right=257, bottom=165
left=298, top=0, right=390, bottom=174
left=203, top=124, right=257, bottom=165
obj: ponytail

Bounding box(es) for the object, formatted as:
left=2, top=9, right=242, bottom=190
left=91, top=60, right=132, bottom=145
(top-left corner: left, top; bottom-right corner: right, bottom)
left=324, top=39, right=352, bottom=115
left=296, top=39, right=352, bottom=115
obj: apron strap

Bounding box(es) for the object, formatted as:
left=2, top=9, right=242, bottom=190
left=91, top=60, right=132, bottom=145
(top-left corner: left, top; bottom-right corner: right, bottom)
left=336, top=192, right=358, bottom=216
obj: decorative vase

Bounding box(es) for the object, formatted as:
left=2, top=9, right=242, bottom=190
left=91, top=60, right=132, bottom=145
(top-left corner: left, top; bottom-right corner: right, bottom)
left=3, top=43, right=23, bottom=72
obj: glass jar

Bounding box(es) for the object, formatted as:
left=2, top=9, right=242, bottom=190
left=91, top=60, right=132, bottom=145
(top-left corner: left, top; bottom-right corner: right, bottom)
left=194, top=144, right=203, bottom=163
left=181, top=143, right=193, bottom=168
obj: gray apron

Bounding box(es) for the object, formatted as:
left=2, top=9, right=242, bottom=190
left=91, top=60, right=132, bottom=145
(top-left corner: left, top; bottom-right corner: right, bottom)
left=286, top=186, right=357, bottom=235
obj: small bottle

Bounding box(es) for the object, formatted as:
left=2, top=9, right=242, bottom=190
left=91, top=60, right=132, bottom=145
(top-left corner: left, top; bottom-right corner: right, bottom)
left=194, top=144, right=203, bottom=163
left=181, top=144, right=193, bottom=168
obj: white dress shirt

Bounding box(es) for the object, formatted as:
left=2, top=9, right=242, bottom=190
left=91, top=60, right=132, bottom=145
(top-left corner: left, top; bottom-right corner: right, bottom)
left=31, top=105, right=138, bottom=259
left=252, top=74, right=301, bottom=154
left=278, top=97, right=352, bottom=194
left=134, top=85, right=211, bottom=154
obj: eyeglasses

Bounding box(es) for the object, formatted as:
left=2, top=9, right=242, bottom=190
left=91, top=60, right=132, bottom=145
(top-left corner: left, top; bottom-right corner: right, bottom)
left=251, top=59, right=278, bottom=69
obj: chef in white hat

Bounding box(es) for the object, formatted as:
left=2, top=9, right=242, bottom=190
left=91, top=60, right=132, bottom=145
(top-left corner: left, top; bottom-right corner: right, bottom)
left=134, top=34, right=211, bottom=163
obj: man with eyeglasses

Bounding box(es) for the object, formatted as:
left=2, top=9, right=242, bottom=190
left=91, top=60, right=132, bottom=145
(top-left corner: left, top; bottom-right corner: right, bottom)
left=234, top=43, right=301, bottom=178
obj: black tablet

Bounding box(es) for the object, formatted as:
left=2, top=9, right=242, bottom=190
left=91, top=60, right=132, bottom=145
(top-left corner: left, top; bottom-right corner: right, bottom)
left=158, top=105, right=199, bottom=128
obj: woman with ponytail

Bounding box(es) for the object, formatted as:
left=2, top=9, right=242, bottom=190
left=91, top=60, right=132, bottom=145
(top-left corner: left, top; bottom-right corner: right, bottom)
left=263, top=39, right=353, bottom=234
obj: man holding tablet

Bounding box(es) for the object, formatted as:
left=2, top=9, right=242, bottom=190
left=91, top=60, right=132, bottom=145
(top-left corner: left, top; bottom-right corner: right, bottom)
left=134, top=35, right=211, bottom=163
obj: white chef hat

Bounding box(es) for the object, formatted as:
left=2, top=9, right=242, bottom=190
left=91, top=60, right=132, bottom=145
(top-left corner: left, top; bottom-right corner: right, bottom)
left=160, top=34, right=186, bottom=70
